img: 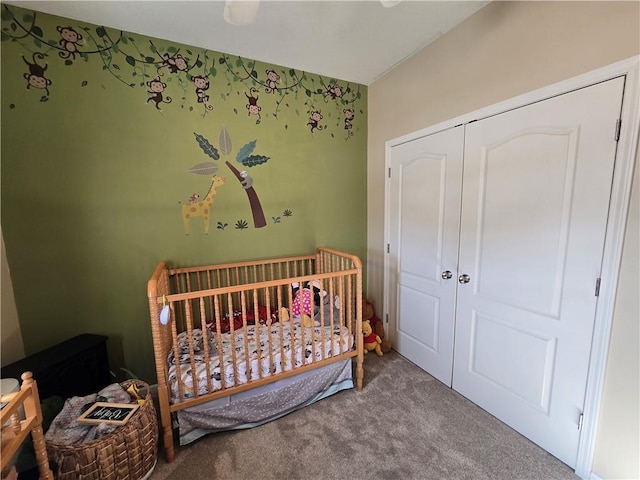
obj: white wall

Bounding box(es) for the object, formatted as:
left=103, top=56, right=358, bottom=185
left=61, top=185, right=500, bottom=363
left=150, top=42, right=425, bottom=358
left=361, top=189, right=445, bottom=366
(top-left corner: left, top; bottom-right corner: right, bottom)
left=593, top=163, right=639, bottom=479
left=368, top=2, right=639, bottom=479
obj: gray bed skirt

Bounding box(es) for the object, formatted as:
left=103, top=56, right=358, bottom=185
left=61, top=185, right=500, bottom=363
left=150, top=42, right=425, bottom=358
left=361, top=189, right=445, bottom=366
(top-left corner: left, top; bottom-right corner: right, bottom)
left=176, top=358, right=353, bottom=445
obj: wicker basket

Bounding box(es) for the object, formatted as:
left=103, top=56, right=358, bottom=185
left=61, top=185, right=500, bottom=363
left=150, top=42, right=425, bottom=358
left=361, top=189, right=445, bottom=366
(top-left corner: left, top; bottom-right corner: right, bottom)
left=46, top=380, right=158, bottom=480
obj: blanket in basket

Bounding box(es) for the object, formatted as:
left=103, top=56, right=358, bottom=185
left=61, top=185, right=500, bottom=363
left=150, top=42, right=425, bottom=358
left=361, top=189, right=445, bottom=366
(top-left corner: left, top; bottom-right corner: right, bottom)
left=44, top=384, right=131, bottom=445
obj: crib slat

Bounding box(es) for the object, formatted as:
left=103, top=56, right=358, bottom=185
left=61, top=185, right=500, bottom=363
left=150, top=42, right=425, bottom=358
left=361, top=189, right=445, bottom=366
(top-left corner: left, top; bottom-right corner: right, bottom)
left=264, top=287, right=275, bottom=376
left=308, top=277, right=318, bottom=364
left=239, top=291, right=252, bottom=384
left=213, top=295, right=227, bottom=391
left=206, top=270, right=214, bottom=316
left=195, top=271, right=202, bottom=292
left=252, top=288, right=264, bottom=379
left=295, top=324, right=302, bottom=370
left=328, top=276, right=335, bottom=358
left=228, top=292, right=240, bottom=389
left=169, top=303, right=184, bottom=402
left=200, top=297, right=213, bottom=394
left=335, top=276, right=343, bottom=354
left=276, top=286, right=287, bottom=374
left=185, top=272, right=192, bottom=294
left=184, top=300, right=198, bottom=399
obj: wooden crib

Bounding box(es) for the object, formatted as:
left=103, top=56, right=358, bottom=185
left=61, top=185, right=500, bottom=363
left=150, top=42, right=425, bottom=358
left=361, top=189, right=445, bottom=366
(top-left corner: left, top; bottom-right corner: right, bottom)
left=147, top=247, right=364, bottom=462
left=0, top=372, right=53, bottom=480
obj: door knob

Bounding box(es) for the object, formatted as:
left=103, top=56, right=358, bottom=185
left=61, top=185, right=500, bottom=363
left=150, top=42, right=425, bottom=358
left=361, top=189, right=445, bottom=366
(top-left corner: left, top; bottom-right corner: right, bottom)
left=458, top=274, right=470, bottom=284
left=441, top=270, right=453, bottom=280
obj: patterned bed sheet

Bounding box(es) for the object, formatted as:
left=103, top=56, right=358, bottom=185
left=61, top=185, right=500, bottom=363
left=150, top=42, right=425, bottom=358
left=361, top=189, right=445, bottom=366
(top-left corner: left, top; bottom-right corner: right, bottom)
left=167, top=319, right=353, bottom=401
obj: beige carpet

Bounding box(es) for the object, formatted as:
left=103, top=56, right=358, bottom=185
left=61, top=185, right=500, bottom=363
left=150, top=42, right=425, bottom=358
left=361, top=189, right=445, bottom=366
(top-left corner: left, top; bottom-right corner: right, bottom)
left=150, top=351, right=578, bottom=480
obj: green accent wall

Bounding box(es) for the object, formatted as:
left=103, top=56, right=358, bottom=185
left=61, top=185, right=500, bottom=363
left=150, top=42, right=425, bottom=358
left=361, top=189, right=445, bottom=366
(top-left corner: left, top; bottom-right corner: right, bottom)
left=1, top=5, right=367, bottom=383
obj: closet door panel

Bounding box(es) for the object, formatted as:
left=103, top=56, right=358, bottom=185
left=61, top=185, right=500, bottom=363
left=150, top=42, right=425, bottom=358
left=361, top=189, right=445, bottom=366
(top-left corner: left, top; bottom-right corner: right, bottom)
left=453, top=77, right=625, bottom=468
left=389, top=126, right=463, bottom=386
left=472, top=129, right=576, bottom=316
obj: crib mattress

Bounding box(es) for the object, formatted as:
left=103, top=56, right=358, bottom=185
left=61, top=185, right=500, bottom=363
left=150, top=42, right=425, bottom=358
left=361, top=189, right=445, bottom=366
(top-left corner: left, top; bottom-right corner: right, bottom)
left=167, top=320, right=353, bottom=401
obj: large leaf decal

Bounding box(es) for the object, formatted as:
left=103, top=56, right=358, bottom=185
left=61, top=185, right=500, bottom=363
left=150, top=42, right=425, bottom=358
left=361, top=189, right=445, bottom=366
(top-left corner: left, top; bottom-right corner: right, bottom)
left=240, top=155, right=270, bottom=168
left=187, top=162, right=219, bottom=176
left=236, top=140, right=257, bottom=163
left=219, top=126, right=232, bottom=155
left=194, top=132, right=220, bottom=160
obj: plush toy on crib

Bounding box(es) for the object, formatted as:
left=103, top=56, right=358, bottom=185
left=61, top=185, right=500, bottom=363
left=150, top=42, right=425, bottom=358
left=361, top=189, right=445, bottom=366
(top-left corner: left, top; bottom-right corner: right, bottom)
left=280, top=280, right=328, bottom=327
left=294, top=280, right=328, bottom=327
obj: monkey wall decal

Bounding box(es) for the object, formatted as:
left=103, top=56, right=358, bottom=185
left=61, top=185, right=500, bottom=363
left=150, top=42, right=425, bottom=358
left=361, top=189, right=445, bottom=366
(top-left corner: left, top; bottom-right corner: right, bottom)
left=57, top=26, right=83, bottom=60
left=162, top=52, right=189, bottom=74
left=22, top=52, right=52, bottom=96
left=245, top=87, right=262, bottom=123
left=324, top=82, right=344, bottom=101
left=264, top=69, right=280, bottom=94
left=307, top=110, right=324, bottom=133
left=146, top=77, right=172, bottom=110
left=192, top=75, right=213, bottom=111
left=343, top=108, right=355, bottom=130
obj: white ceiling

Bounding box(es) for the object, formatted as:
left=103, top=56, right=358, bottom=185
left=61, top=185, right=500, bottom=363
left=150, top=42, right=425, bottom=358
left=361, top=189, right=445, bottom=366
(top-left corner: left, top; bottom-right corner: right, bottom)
left=6, top=1, right=488, bottom=85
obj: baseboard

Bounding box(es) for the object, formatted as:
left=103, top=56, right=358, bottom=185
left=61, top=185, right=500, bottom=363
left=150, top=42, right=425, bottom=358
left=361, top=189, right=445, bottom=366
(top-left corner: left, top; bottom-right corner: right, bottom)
left=589, top=472, right=602, bottom=480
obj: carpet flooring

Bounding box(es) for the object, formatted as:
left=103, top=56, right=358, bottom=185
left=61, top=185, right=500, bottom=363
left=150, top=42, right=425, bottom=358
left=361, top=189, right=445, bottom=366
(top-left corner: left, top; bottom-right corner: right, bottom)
left=150, top=351, right=578, bottom=480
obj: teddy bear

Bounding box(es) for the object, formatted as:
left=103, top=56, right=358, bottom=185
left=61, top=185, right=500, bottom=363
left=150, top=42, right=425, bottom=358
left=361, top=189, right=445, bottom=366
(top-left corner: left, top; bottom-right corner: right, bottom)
left=363, top=298, right=391, bottom=354
left=362, top=319, right=383, bottom=356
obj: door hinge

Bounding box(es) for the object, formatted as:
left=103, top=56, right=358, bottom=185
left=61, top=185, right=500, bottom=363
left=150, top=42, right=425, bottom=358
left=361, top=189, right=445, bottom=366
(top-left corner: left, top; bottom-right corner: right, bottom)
left=578, top=412, right=584, bottom=431
left=615, top=118, right=622, bottom=142
left=388, top=167, right=391, bottom=178
left=595, top=278, right=601, bottom=297
left=387, top=243, right=390, bottom=254
left=385, top=313, right=389, bottom=324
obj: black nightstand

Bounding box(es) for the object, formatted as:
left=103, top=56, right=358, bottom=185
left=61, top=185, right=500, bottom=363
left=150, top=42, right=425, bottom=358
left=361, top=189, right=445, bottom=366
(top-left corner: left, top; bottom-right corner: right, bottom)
left=1, top=334, right=111, bottom=399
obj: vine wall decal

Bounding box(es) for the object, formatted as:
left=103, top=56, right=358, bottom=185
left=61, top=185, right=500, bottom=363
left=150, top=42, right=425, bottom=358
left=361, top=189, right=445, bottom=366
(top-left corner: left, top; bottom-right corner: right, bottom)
left=2, top=5, right=363, bottom=139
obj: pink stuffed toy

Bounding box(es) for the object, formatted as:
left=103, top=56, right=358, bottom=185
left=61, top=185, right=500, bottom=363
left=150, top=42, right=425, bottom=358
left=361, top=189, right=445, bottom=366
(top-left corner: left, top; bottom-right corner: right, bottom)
left=290, top=281, right=326, bottom=326
left=292, top=288, right=314, bottom=317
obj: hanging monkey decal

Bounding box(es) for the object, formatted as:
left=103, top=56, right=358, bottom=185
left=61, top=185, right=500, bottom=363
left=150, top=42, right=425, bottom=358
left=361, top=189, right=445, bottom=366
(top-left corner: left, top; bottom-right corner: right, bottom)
left=245, top=87, right=262, bottom=124
left=57, top=26, right=83, bottom=60
left=146, top=77, right=172, bottom=110
left=22, top=53, right=52, bottom=96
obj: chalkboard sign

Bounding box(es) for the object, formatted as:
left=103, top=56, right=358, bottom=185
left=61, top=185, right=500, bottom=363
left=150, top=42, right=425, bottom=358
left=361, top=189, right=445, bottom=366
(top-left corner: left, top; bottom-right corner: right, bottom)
left=76, top=402, right=139, bottom=425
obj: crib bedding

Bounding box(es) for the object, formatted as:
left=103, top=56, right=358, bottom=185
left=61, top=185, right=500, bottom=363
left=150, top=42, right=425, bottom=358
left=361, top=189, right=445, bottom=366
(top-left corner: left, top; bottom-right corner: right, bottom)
left=168, top=319, right=353, bottom=401
left=176, top=359, right=353, bottom=445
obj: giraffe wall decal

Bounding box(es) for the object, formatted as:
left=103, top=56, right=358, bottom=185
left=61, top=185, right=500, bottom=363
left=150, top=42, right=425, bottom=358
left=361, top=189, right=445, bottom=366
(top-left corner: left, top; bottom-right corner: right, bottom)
left=181, top=175, right=226, bottom=235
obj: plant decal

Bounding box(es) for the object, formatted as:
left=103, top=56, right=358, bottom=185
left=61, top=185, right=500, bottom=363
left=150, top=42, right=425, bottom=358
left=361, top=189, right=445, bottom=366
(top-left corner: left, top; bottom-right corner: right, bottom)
left=191, top=126, right=270, bottom=229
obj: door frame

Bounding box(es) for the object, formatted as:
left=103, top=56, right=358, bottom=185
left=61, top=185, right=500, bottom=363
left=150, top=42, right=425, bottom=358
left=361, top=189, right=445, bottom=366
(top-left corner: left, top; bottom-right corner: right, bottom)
left=383, top=56, right=640, bottom=479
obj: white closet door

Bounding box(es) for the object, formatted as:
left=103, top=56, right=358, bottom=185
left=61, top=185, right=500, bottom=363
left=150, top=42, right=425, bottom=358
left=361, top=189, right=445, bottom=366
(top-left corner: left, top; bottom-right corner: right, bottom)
left=453, top=77, right=625, bottom=467
left=389, top=126, right=463, bottom=385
